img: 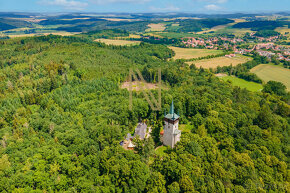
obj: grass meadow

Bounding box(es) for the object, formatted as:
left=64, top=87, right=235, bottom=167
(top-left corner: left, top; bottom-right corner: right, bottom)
left=220, top=76, right=263, bottom=92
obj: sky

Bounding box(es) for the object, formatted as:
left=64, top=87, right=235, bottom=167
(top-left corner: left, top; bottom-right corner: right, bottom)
left=0, top=0, right=289, bottom=13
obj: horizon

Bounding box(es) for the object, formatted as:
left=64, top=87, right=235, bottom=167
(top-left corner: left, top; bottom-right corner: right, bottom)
left=0, top=0, right=289, bottom=14
left=0, top=11, right=289, bottom=16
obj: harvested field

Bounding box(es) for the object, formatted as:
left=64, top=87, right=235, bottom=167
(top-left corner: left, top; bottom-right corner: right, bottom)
left=169, top=46, right=223, bottom=60
left=187, top=55, right=251, bottom=69
left=146, top=23, right=166, bottom=32
left=250, top=64, right=290, bottom=91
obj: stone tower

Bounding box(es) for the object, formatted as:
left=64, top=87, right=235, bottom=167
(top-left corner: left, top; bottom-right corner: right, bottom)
left=163, top=101, right=181, bottom=148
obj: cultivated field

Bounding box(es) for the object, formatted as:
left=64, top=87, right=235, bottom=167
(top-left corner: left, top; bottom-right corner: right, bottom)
left=169, top=46, right=223, bottom=60
left=275, top=26, right=290, bottom=38
left=220, top=76, right=263, bottom=92
left=129, top=34, right=142, bottom=38
left=187, top=55, right=251, bottom=68
left=115, top=34, right=142, bottom=40
left=146, top=23, right=166, bottom=32
left=250, top=64, right=290, bottom=91
left=197, top=19, right=246, bottom=34
left=94, top=39, right=140, bottom=46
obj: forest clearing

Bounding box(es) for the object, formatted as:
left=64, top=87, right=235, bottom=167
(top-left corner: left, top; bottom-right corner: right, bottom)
left=94, top=38, right=141, bottom=46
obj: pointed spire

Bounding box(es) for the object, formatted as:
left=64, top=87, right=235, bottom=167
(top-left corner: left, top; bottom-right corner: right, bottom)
left=169, top=100, right=174, bottom=114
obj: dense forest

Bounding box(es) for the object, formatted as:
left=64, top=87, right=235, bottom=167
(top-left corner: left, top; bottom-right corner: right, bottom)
left=0, top=18, right=33, bottom=31
left=38, top=18, right=107, bottom=26
left=55, top=20, right=151, bottom=33
left=233, top=20, right=290, bottom=31
left=254, top=30, right=281, bottom=38
left=172, top=19, right=234, bottom=33
left=0, top=31, right=289, bottom=192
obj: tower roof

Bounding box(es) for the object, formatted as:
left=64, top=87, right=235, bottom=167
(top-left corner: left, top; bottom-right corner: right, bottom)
left=169, top=100, right=174, bottom=114
left=165, top=100, right=179, bottom=120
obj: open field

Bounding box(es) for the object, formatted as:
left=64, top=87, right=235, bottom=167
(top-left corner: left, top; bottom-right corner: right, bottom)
left=197, top=19, right=246, bottom=34
left=275, top=26, right=290, bottom=37
left=187, top=55, right=251, bottom=68
left=115, top=34, right=142, bottom=40
left=220, top=76, right=263, bottom=92
left=129, top=34, right=142, bottom=38
left=143, top=33, right=163, bottom=38
left=146, top=23, right=166, bottom=32
left=94, top=38, right=140, bottom=46
left=250, top=64, right=290, bottom=91
left=169, top=46, right=223, bottom=60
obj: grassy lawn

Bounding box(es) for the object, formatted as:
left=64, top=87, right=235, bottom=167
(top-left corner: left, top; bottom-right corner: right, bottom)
left=187, top=55, right=251, bottom=69
left=179, top=124, right=192, bottom=133
left=94, top=38, right=140, bottom=46
left=250, top=64, right=290, bottom=91
left=221, top=76, right=263, bottom=92
left=155, top=146, right=169, bottom=156
left=169, top=46, right=223, bottom=60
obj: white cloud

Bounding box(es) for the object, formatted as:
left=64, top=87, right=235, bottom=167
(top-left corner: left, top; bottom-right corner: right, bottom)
left=205, top=4, right=221, bottom=10
left=216, top=0, right=227, bottom=3
left=196, top=0, right=227, bottom=4
left=89, top=0, right=150, bottom=4
left=40, top=0, right=88, bottom=10
left=150, top=5, right=180, bottom=12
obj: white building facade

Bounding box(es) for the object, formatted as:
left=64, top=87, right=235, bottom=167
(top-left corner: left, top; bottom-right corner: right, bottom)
left=163, top=101, right=181, bottom=148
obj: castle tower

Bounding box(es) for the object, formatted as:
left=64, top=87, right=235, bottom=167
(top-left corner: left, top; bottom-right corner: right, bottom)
left=163, top=101, right=181, bottom=148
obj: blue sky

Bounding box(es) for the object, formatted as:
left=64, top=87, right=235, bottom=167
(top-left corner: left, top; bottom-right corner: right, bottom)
left=0, top=0, right=289, bottom=13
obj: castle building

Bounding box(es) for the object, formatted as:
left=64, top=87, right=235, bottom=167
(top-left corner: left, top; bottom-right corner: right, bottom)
left=163, top=101, right=181, bottom=148
left=134, top=122, right=151, bottom=140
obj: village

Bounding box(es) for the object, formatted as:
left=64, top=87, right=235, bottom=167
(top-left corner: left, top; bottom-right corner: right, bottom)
left=181, top=33, right=290, bottom=63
